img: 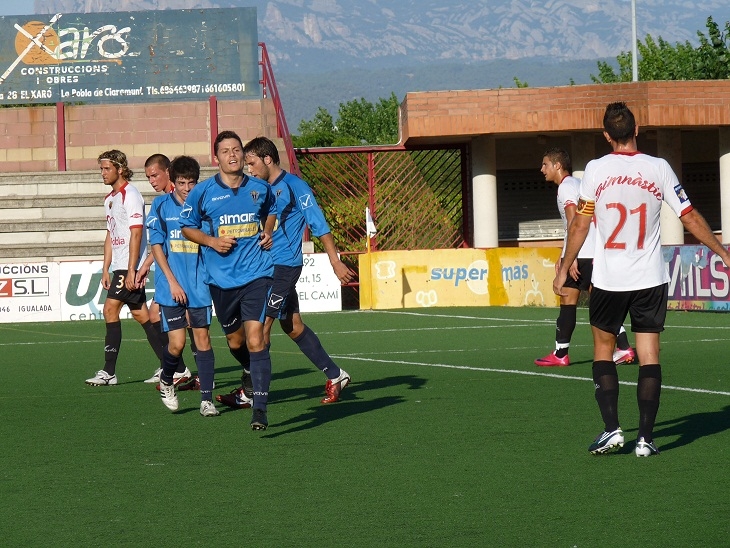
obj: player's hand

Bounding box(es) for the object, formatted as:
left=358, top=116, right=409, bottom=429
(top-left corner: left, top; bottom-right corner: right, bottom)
left=101, top=271, right=111, bottom=290
left=135, top=264, right=150, bottom=286
left=569, top=259, right=580, bottom=282
left=259, top=231, right=273, bottom=250
left=332, top=260, right=354, bottom=284
left=212, top=236, right=237, bottom=254
left=553, top=270, right=569, bottom=297
left=170, top=282, right=187, bottom=305
left=125, top=268, right=138, bottom=290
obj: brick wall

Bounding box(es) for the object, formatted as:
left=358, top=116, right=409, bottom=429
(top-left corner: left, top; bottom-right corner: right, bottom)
left=401, top=81, right=730, bottom=144
left=0, top=97, right=279, bottom=173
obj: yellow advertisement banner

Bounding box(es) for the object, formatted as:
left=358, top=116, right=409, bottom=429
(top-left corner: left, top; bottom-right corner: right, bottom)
left=359, top=248, right=561, bottom=309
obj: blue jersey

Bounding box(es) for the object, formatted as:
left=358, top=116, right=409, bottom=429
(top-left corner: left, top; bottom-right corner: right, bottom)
left=270, top=171, right=331, bottom=267
left=147, top=192, right=211, bottom=308
left=179, top=173, right=274, bottom=289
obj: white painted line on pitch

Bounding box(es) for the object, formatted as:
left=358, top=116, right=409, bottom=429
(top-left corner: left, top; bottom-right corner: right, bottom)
left=333, top=355, right=730, bottom=397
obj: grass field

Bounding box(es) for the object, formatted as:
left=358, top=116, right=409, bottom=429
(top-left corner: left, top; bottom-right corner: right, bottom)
left=2, top=306, right=729, bottom=547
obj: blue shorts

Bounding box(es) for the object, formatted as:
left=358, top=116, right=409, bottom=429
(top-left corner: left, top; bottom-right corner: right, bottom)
left=210, top=277, right=272, bottom=335
left=590, top=284, right=668, bottom=335
left=160, top=305, right=212, bottom=332
left=266, top=264, right=302, bottom=320
left=106, top=270, right=146, bottom=309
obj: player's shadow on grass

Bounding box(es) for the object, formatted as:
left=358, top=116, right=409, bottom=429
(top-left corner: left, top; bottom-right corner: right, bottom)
left=648, top=404, right=730, bottom=452
left=261, top=374, right=428, bottom=438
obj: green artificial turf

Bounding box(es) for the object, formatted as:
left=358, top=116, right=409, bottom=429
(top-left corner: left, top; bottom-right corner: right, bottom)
left=1, top=307, right=728, bottom=546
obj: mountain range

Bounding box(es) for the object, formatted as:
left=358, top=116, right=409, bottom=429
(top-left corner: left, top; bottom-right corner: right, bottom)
left=34, top=0, right=730, bottom=129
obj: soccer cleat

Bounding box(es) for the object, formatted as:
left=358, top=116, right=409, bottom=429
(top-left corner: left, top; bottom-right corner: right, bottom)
left=534, top=351, right=570, bottom=367
left=250, top=408, right=268, bottom=430
left=635, top=437, right=660, bottom=457
left=321, top=368, right=351, bottom=404
left=588, top=428, right=625, bottom=454
left=215, top=388, right=253, bottom=409
left=199, top=400, right=220, bottom=417
left=154, top=367, right=194, bottom=391
left=613, top=347, right=636, bottom=365
left=242, top=369, right=254, bottom=400
left=178, top=375, right=200, bottom=391
left=85, top=370, right=118, bottom=386
left=159, top=380, right=179, bottom=412
left=144, top=367, right=162, bottom=384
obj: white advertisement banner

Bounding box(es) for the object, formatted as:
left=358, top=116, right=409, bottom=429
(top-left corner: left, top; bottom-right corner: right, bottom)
left=296, top=253, right=343, bottom=313
left=0, top=262, right=61, bottom=322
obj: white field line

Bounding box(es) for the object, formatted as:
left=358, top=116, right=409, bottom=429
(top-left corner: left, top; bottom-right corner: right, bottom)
left=331, top=354, right=730, bottom=397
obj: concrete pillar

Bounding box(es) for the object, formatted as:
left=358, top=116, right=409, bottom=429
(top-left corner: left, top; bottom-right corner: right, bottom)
left=570, top=133, right=596, bottom=180
left=657, top=129, right=685, bottom=245
left=719, top=127, right=730, bottom=244
left=471, top=136, right=499, bottom=248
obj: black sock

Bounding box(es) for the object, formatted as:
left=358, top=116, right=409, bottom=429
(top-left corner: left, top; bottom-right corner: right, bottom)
left=293, top=325, right=341, bottom=379
left=616, top=326, right=631, bottom=351
left=187, top=328, right=198, bottom=357
left=229, top=345, right=250, bottom=371
left=249, top=348, right=271, bottom=411
left=141, top=320, right=164, bottom=362
left=196, top=349, right=215, bottom=401
left=555, top=305, right=576, bottom=358
left=593, top=360, right=620, bottom=432
left=637, top=364, right=662, bottom=442
left=103, top=321, right=122, bottom=375
left=161, top=346, right=180, bottom=385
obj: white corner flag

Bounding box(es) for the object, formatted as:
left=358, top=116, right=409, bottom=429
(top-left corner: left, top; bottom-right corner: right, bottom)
left=365, top=207, right=377, bottom=237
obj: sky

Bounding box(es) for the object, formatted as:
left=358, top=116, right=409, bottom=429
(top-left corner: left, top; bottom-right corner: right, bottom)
left=0, top=1, right=33, bottom=16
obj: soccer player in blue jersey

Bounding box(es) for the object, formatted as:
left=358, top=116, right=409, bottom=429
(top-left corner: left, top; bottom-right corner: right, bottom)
left=147, top=155, right=219, bottom=416
left=180, top=130, right=276, bottom=430
left=239, top=136, right=355, bottom=405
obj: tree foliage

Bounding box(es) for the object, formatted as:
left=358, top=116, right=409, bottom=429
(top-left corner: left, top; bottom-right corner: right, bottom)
left=592, top=16, right=730, bottom=82
left=293, top=92, right=400, bottom=147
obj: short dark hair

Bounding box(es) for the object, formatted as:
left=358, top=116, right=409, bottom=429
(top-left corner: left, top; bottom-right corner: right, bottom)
left=98, top=149, right=133, bottom=180
left=213, top=130, right=243, bottom=156
left=242, top=136, right=280, bottom=165
left=542, top=147, right=572, bottom=174
left=169, top=155, right=200, bottom=183
left=603, top=102, right=636, bottom=144
left=144, top=153, right=170, bottom=170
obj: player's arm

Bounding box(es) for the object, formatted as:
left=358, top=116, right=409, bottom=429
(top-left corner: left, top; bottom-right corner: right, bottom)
left=563, top=204, right=581, bottom=282
left=554, top=199, right=592, bottom=296
left=102, top=231, right=112, bottom=290
left=126, top=226, right=143, bottom=291
left=136, top=252, right=154, bottom=287
left=259, top=213, right=276, bottom=250
left=680, top=209, right=730, bottom=267
left=318, top=232, right=354, bottom=284
left=181, top=226, right=237, bottom=254
left=151, top=244, right=187, bottom=305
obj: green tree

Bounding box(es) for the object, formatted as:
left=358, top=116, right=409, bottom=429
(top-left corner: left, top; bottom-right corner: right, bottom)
left=592, top=16, right=730, bottom=82
left=293, top=92, right=400, bottom=147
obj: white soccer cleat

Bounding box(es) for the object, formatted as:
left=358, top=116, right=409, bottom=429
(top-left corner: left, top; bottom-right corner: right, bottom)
left=144, top=367, right=162, bottom=384
left=172, top=367, right=192, bottom=386
left=159, top=380, right=179, bottom=412
left=199, top=400, right=220, bottom=417
left=85, top=370, right=118, bottom=386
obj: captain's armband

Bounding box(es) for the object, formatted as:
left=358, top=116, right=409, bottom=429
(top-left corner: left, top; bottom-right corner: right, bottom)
left=576, top=198, right=595, bottom=216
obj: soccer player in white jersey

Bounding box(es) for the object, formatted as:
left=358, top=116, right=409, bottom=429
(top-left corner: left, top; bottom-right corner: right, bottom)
left=85, top=150, right=166, bottom=386
left=535, top=148, right=634, bottom=367
left=554, top=102, right=730, bottom=456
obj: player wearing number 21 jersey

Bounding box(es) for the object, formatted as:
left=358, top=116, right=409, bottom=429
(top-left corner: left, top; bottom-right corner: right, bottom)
left=578, top=149, right=691, bottom=292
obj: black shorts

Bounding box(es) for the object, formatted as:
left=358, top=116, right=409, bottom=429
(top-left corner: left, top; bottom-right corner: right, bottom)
left=563, top=258, right=593, bottom=292
left=160, top=305, right=212, bottom=332
left=209, top=277, right=272, bottom=335
left=266, top=264, right=302, bottom=320
left=106, top=270, right=146, bottom=310
left=589, top=284, right=668, bottom=335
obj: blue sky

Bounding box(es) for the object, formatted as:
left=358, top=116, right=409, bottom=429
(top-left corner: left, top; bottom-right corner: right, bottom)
left=0, top=2, right=34, bottom=16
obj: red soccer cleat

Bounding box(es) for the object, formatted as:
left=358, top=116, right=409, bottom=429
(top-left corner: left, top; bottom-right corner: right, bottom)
left=215, top=388, right=253, bottom=409
left=321, top=369, right=351, bottom=404
left=613, top=347, right=636, bottom=365
left=534, top=351, right=570, bottom=367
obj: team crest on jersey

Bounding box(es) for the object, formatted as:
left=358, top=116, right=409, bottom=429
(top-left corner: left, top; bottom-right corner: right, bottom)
left=250, top=190, right=259, bottom=202
left=674, top=184, right=689, bottom=203
left=276, top=189, right=282, bottom=197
